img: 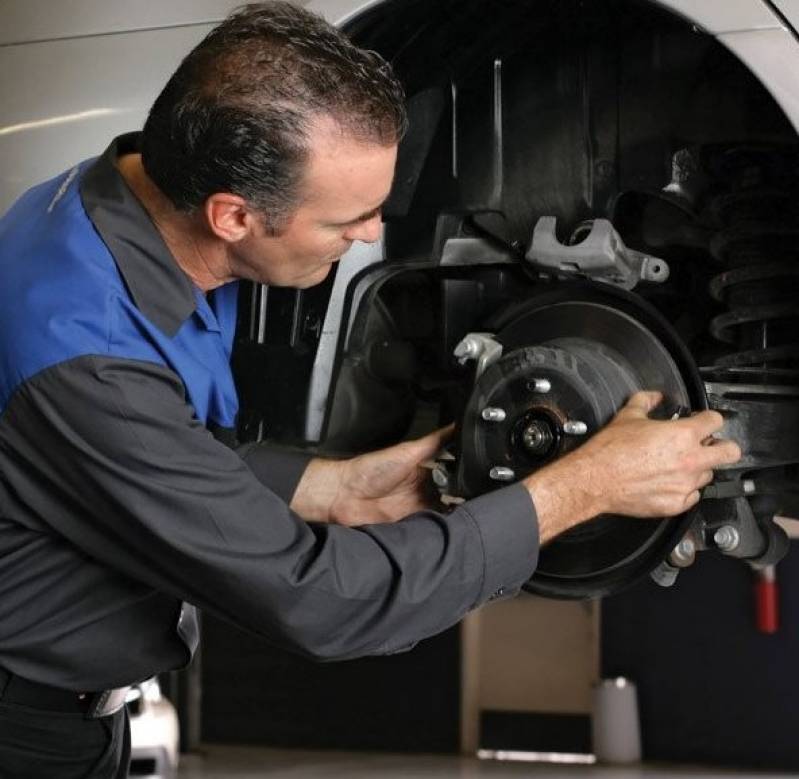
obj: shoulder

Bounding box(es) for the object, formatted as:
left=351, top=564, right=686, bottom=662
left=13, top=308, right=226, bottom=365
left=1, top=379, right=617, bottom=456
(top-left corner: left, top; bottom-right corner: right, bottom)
left=0, top=164, right=143, bottom=409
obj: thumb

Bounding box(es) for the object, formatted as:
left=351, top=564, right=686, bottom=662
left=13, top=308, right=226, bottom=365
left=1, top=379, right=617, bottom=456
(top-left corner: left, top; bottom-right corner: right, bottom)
left=621, top=390, right=663, bottom=418
left=402, top=424, right=456, bottom=463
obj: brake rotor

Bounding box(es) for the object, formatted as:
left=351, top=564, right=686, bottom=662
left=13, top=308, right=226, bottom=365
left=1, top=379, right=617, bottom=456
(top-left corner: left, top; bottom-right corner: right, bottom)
left=455, top=284, right=706, bottom=599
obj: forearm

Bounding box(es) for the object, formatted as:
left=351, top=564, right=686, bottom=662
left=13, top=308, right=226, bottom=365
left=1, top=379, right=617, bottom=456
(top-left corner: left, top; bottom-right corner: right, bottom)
left=288, top=456, right=344, bottom=522
left=523, top=450, right=604, bottom=544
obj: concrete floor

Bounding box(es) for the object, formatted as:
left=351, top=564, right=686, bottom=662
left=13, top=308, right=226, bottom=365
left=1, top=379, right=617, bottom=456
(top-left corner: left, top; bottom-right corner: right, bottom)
left=176, top=746, right=796, bottom=779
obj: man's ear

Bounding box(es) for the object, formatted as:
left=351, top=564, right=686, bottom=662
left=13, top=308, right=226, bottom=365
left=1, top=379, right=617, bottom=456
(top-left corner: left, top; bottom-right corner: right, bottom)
left=203, top=193, right=253, bottom=243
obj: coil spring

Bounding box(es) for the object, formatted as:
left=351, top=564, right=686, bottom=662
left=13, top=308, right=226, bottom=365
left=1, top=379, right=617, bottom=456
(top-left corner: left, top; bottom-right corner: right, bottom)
left=708, top=149, right=799, bottom=373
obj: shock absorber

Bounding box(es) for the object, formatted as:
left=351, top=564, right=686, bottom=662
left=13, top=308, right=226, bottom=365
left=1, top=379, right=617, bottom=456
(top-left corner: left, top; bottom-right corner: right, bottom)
left=701, top=146, right=799, bottom=575
left=708, top=147, right=799, bottom=376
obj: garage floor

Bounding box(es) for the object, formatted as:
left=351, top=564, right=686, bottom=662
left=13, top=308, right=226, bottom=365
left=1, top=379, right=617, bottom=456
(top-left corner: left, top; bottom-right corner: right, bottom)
left=176, top=746, right=796, bottom=778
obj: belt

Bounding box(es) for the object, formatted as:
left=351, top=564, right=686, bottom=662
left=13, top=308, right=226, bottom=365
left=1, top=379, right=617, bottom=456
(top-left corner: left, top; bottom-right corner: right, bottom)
left=0, top=667, right=131, bottom=719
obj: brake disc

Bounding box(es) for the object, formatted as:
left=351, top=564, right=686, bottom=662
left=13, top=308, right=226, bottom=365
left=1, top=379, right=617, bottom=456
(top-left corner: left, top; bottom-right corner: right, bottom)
left=454, top=283, right=706, bottom=599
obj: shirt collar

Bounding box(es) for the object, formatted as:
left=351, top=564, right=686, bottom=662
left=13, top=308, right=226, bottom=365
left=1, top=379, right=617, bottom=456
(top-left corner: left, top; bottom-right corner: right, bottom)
left=79, top=132, right=196, bottom=337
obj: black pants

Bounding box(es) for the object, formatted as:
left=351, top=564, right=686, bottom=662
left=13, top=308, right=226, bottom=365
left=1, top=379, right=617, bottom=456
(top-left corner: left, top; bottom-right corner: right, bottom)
left=0, top=700, right=130, bottom=779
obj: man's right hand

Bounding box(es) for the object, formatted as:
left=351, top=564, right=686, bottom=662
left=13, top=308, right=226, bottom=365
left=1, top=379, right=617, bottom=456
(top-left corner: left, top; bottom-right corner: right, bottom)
left=523, top=391, right=742, bottom=544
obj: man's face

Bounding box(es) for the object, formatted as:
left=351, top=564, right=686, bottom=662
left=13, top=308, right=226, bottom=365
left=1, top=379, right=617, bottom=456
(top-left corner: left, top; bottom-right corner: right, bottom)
left=234, top=120, right=398, bottom=288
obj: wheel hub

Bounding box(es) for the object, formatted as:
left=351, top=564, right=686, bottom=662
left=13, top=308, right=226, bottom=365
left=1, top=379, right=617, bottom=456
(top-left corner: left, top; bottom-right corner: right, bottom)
left=452, top=285, right=706, bottom=598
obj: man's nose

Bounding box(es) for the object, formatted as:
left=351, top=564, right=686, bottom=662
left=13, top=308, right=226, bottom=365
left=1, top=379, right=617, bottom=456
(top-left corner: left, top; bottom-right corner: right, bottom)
left=343, top=213, right=383, bottom=244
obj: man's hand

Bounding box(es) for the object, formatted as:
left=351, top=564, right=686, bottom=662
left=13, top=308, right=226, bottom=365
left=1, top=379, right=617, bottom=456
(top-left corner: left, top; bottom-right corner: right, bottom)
left=290, top=427, right=453, bottom=526
left=525, top=391, right=742, bottom=544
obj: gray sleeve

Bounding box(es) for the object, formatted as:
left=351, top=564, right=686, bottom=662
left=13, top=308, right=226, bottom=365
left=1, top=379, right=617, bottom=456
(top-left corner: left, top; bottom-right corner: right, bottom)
left=1, top=355, right=539, bottom=660
left=236, top=442, right=312, bottom=504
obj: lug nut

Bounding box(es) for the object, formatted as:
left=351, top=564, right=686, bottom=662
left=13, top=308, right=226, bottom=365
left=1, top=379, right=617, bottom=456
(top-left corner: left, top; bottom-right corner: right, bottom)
left=527, top=378, right=551, bottom=394
left=481, top=407, right=507, bottom=422
left=489, top=466, right=516, bottom=482
left=563, top=420, right=588, bottom=436
left=521, top=419, right=555, bottom=456
left=714, top=525, right=740, bottom=552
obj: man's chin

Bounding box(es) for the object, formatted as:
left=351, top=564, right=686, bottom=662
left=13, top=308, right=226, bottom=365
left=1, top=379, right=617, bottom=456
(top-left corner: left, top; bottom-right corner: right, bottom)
left=257, top=261, right=336, bottom=289
left=295, top=264, right=334, bottom=288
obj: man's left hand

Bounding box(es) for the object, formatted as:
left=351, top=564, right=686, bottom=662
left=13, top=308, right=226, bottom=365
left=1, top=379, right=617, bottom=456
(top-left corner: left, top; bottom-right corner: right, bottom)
left=290, top=427, right=453, bottom=526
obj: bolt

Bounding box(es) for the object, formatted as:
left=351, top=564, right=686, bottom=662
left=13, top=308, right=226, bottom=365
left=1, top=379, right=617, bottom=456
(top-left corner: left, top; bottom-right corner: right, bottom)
left=743, top=479, right=756, bottom=495
left=431, top=466, right=449, bottom=489
left=489, top=466, right=516, bottom=482
left=563, top=420, right=588, bottom=436
left=650, top=560, right=680, bottom=587
left=670, top=537, right=696, bottom=566
left=521, top=420, right=555, bottom=455
left=527, top=378, right=551, bottom=394
left=481, top=407, right=507, bottom=422
left=714, top=525, right=740, bottom=552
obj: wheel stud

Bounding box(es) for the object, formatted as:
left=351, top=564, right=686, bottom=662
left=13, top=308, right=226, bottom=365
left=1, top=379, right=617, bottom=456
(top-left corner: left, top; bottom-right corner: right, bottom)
left=481, top=407, right=507, bottom=422
left=489, top=466, right=516, bottom=482
left=563, top=420, right=588, bottom=436
left=527, top=378, right=551, bottom=393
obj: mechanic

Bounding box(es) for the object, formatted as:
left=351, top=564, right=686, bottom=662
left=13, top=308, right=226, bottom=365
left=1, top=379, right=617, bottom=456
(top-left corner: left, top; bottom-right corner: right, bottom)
left=0, top=3, right=741, bottom=777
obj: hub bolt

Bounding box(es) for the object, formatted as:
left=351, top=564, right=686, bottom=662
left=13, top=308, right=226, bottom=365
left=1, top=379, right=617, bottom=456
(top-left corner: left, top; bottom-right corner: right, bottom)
left=481, top=407, right=507, bottom=422
left=489, top=466, right=516, bottom=482
left=714, top=525, right=740, bottom=552
left=563, top=420, right=588, bottom=436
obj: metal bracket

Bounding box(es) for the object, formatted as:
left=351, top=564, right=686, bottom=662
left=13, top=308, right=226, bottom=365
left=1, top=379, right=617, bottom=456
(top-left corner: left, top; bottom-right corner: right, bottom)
left=440, top=237, right=517, bottom=266
left=453, top=332, right=503, bottom=378
left=525, top=216, right=670, bottom=290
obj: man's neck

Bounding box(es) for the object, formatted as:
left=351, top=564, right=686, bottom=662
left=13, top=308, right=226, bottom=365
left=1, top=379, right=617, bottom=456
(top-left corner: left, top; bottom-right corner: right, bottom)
left=115, top=154, right=232, bottom=292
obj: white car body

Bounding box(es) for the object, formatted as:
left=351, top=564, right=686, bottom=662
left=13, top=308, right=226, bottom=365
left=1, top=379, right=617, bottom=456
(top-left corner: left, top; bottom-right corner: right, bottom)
left=2, top=1, right=799, bottom=212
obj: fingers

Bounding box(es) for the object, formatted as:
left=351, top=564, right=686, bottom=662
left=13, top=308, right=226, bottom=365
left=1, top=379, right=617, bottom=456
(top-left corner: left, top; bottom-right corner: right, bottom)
left=697, top=469, right=714, bottom=489
left=679, top=409, right=725, bottom=440
left=666, top=409, right=741, bottom=467
left=620, top=390, right=664, bottom=418
left=683, top=489, right=702, bottom=512
left=699, top=438, right=742, bottom=468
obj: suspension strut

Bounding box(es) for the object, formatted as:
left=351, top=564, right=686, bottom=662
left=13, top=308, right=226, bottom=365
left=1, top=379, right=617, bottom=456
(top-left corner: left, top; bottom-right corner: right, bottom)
left=708, top=147, right=799, bottom=372
left=701, top=147, right=799, bottom=569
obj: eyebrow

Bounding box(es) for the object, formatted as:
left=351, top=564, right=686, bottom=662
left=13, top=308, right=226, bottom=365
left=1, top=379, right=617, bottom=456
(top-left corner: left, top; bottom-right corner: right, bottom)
left=332, top=203, right=384, bottom=227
